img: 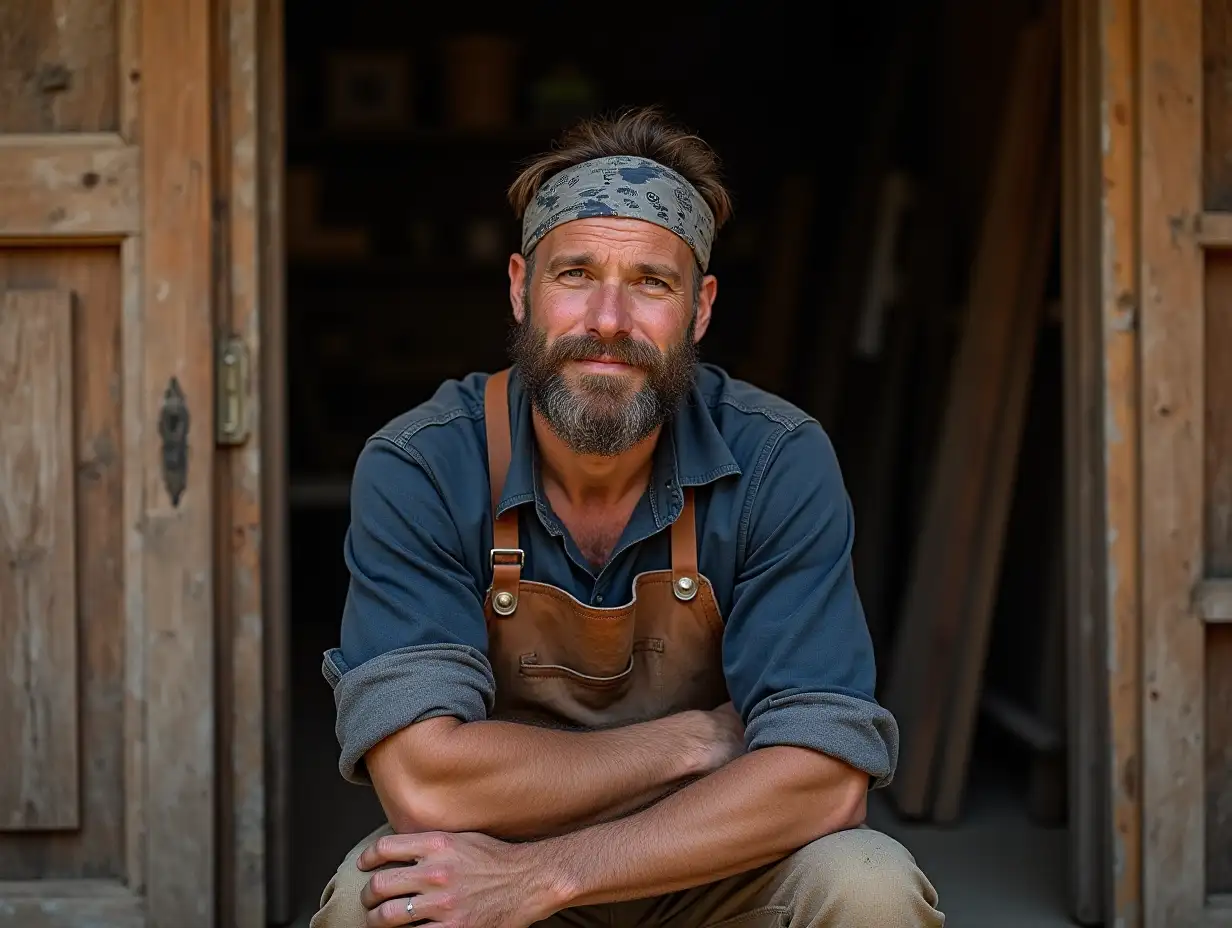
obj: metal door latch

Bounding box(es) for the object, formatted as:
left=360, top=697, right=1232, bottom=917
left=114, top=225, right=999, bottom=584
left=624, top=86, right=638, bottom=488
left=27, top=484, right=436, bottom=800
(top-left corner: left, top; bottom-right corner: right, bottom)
left=216, top=334, right=251, bottom=446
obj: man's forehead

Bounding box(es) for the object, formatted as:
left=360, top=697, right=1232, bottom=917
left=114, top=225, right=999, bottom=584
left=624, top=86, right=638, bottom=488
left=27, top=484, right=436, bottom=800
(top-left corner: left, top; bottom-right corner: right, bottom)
left=536, top=217, right=692, bottom=266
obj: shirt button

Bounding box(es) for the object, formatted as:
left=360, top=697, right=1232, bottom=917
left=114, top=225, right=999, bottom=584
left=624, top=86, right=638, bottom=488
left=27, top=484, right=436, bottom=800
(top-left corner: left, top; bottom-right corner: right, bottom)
left=594, top=594, right=604, bottom=605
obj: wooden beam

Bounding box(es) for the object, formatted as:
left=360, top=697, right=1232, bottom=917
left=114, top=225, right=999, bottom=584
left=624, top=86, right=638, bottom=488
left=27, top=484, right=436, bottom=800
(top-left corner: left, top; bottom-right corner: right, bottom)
left=1139, top=0, right=1206, bottom=922
left=1100, top=0, right=1145, bottom=921
left=1062, top=0, right=1109, bottom=917
left=1197, top=212, right=1232, bottom=248
left=0, top=135, right=139, bottom=241
left=214, top=0, right=267, bottom=923
left=883, top=13, right=1057, bottom=819
left=1196, top=580, right=1232, bottom=622
left=141, top=0, right=216, bottom=924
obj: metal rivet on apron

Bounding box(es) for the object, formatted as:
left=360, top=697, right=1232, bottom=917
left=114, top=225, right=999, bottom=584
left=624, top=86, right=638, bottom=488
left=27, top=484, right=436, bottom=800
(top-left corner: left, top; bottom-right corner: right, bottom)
left=674, top=575, right=697, bottom=601
left=493, top=590, right=517, bottom=614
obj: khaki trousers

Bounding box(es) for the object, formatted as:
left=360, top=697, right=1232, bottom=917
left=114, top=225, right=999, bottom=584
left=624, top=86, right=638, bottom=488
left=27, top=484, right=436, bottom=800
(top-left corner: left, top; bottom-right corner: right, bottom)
left=311, top=823, right=944, bottom=927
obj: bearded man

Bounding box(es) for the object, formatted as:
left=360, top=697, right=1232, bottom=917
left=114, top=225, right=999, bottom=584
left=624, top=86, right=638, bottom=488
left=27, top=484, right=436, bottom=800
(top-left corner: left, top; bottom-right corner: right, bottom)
left=313, top=107, right=944, bottom=928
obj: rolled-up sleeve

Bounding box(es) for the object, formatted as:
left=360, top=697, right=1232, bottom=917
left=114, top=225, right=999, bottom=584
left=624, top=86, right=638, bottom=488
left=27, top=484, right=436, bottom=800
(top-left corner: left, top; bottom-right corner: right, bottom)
left=326, top=438, right=495, bottom=784
left=723, top=422, right=899, bottom=788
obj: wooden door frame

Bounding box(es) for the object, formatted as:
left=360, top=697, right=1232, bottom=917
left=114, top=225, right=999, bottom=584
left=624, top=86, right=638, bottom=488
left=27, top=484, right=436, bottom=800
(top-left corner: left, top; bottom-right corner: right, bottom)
left=1070, top=0, right=1232, bottom=925
left=211, top=0, right=289, bottom=924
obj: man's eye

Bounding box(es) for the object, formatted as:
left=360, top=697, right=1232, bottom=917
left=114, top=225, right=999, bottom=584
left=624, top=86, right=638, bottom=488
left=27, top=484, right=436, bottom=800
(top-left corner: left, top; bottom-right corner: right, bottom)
left=643, top=277, right=668, bottom=288
left=561, top=268, right=585, bottom=279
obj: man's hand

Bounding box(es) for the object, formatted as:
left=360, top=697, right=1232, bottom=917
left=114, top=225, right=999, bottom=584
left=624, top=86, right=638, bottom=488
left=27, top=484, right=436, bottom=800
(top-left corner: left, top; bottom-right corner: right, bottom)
left=357, top=830, right=567, bottom=928
left=691, top=702, right=745, bottom=774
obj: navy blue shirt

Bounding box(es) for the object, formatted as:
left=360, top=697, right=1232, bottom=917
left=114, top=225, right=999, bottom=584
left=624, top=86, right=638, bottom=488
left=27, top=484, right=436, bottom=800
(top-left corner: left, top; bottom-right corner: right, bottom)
left=324, top=364, right=898, bottom=787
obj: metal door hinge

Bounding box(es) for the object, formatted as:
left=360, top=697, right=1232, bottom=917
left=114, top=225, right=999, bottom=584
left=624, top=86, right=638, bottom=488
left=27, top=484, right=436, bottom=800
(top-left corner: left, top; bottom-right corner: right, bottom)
left=216, top=334, right=251, bottom=446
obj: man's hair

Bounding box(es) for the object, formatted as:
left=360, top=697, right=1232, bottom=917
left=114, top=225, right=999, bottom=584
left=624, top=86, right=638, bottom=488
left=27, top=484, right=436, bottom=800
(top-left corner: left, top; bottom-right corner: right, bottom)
left=507, top=106, right=734, bottom=232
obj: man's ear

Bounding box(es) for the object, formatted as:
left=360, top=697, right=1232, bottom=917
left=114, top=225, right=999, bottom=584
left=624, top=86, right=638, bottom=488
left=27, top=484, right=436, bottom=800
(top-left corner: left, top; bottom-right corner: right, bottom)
left=692, top=273, right=718, bottom=343
left=509, top=253, right=528, bottom=323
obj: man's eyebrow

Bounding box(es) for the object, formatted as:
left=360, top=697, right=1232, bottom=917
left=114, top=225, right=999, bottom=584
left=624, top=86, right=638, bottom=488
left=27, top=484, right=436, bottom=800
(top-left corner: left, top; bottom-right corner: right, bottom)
left=543, top=253, right=594, bottom=275
left=635, top=263, right=683, bottom=287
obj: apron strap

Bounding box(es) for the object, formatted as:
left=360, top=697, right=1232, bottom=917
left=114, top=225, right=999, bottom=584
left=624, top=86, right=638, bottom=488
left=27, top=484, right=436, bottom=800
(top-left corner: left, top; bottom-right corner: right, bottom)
left=670, top=488, right=700, bottom=601
left=484, top=369, right=522, bottom=615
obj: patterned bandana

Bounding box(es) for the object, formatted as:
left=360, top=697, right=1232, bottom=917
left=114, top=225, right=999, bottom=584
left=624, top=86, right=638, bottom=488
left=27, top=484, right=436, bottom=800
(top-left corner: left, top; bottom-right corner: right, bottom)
left=520, top=155, right=716, bottom=271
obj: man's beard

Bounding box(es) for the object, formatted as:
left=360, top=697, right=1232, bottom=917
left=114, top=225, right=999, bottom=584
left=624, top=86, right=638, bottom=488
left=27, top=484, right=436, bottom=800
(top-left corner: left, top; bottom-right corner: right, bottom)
left=508, top=304, right=698, bottom=457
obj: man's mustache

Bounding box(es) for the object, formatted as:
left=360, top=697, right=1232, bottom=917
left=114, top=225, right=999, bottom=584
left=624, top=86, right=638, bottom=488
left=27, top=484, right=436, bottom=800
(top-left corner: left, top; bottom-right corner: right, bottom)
left=546, top=335, right=664, bottom=370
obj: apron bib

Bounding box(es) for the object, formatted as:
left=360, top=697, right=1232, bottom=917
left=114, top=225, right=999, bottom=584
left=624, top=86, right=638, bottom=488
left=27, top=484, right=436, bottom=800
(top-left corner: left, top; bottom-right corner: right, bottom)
left=482, top=369, right=730, bottom=729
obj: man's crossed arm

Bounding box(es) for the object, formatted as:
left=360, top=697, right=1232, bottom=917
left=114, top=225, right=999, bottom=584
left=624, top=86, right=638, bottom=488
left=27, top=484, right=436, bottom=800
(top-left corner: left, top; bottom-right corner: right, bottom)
left=365, top=703, right=747, bottom=840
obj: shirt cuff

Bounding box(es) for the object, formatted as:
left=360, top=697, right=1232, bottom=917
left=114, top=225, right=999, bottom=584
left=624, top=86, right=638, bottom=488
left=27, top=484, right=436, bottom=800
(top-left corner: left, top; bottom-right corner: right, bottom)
left=744, top=691, right=900, bottom=789
left=323, top=643, right=496, bottom=784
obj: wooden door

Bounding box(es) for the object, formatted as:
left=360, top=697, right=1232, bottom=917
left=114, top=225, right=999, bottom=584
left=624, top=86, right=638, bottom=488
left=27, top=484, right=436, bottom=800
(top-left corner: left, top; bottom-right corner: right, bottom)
left=1073, top=0, right=1232, bottom=925
left=0, top=1, right=220, bottom=925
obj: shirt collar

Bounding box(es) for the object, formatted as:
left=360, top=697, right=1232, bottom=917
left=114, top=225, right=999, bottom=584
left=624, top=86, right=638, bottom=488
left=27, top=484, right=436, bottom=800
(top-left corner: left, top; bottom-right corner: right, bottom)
left=494, top=367, right=742, bottom=520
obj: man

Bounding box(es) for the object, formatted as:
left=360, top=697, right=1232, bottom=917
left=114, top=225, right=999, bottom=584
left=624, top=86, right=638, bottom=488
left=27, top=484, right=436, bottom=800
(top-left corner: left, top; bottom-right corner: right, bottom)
left=314, top=106, right=943, bottom=927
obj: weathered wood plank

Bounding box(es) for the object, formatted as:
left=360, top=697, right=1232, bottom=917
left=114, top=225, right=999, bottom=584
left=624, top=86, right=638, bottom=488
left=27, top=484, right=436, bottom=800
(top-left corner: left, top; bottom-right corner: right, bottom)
left=1101, top=0, right=1144, bottom=922
left=0, top=0, right=118, bottom=133
left=0, top=136, right=139, bottom=241
left=1062, top=0, right=1108, bottom=917
left=141, top=0, right=215, bottom=923
left=0, top=290, right=78, bottom=833
left=0, top=880, right=144, bottom=927
left=1139, top=0, right=1206, bottom=922
left=0, top=250, right=126, bottom=880
left=1197, top=581, right=1232, bottom=621
left=117, top=0, right=147, bottom=895
left=1197, top=212, right=1232, bottom=248
left=215, top=0, right=266, bottom=923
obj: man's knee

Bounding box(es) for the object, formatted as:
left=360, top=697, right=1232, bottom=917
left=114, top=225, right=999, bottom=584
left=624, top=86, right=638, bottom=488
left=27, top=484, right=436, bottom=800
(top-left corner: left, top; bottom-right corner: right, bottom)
left=310, top=824, right=393, bottom=928
left=783, top=827, right=944, bottom=926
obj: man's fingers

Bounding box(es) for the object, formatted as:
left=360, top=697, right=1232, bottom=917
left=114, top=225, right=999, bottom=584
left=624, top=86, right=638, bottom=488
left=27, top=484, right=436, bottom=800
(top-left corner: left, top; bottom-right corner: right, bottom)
left=359, top=865, right=436, bottom=909
left=358, top=831, right=452, bottom=871
left=364, top=892, right=451, bottom=928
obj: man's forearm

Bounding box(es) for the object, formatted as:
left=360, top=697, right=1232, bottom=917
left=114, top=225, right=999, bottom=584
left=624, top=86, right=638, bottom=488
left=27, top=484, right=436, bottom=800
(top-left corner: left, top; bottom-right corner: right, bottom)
left=523, top=746, right=869, bottom=909
left=367, top=711, right=726, bottom=840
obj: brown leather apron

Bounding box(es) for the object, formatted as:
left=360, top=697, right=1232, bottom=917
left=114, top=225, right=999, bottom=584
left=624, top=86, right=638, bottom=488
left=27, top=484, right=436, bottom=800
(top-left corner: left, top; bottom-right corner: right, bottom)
left=482, top=369, right=730, bottom=729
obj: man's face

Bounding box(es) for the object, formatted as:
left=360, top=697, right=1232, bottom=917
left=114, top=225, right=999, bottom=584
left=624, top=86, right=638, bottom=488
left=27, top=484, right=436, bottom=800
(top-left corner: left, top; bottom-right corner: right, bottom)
left=506, top=217, right=718, bottom=457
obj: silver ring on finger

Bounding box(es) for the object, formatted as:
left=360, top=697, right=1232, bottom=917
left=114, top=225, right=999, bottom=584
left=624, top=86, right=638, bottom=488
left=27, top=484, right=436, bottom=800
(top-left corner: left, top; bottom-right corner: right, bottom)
left=406, top=899, right=414, bottom=915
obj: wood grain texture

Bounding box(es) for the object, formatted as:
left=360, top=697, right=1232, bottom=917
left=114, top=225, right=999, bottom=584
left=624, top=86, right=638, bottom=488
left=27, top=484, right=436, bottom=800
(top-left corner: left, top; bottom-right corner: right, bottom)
left=1100, top=0, right=1143, bottom=921
left=1197, top=212, right=1232, bottom=247
left=116, top=0, right=146, bottom=895
left=1061, top=0, right=1108, bottom=917
left=1205, top=251, right=1232, bottom=893
left=1138, top=0, right=1206, bottom=922
left=214, top=0, right=266, bottom=923
left=0, top=290, right=79, bottom=832
left=140, top=0, right=215, bottom=923
left=0, top=136, right=139, bottom=241
left=882, top=15, right=1057, bottom=818
left=0, top=250, right=126, bottom=883
left=0, top=0, right=118, bottom=133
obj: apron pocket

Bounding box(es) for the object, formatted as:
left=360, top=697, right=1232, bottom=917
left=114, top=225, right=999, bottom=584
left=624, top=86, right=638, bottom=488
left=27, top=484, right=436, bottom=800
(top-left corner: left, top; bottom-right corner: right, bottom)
left=518, top=638, right=663, bottom=688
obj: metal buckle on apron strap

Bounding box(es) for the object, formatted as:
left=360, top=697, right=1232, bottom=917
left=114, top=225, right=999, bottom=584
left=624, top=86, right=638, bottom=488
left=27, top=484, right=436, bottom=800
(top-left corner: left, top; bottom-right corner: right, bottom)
left=490, top=547, right=524, bottom=616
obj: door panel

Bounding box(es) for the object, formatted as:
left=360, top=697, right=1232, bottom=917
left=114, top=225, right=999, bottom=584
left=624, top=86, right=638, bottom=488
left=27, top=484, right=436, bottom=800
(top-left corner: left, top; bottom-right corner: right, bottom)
left=0, top=0, right=216, bottom=924
left=0, top=250, right=125, bottom=883
left=0, top=289, right=79, bottom=833
left=0, top=0, right=119, bottom=133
